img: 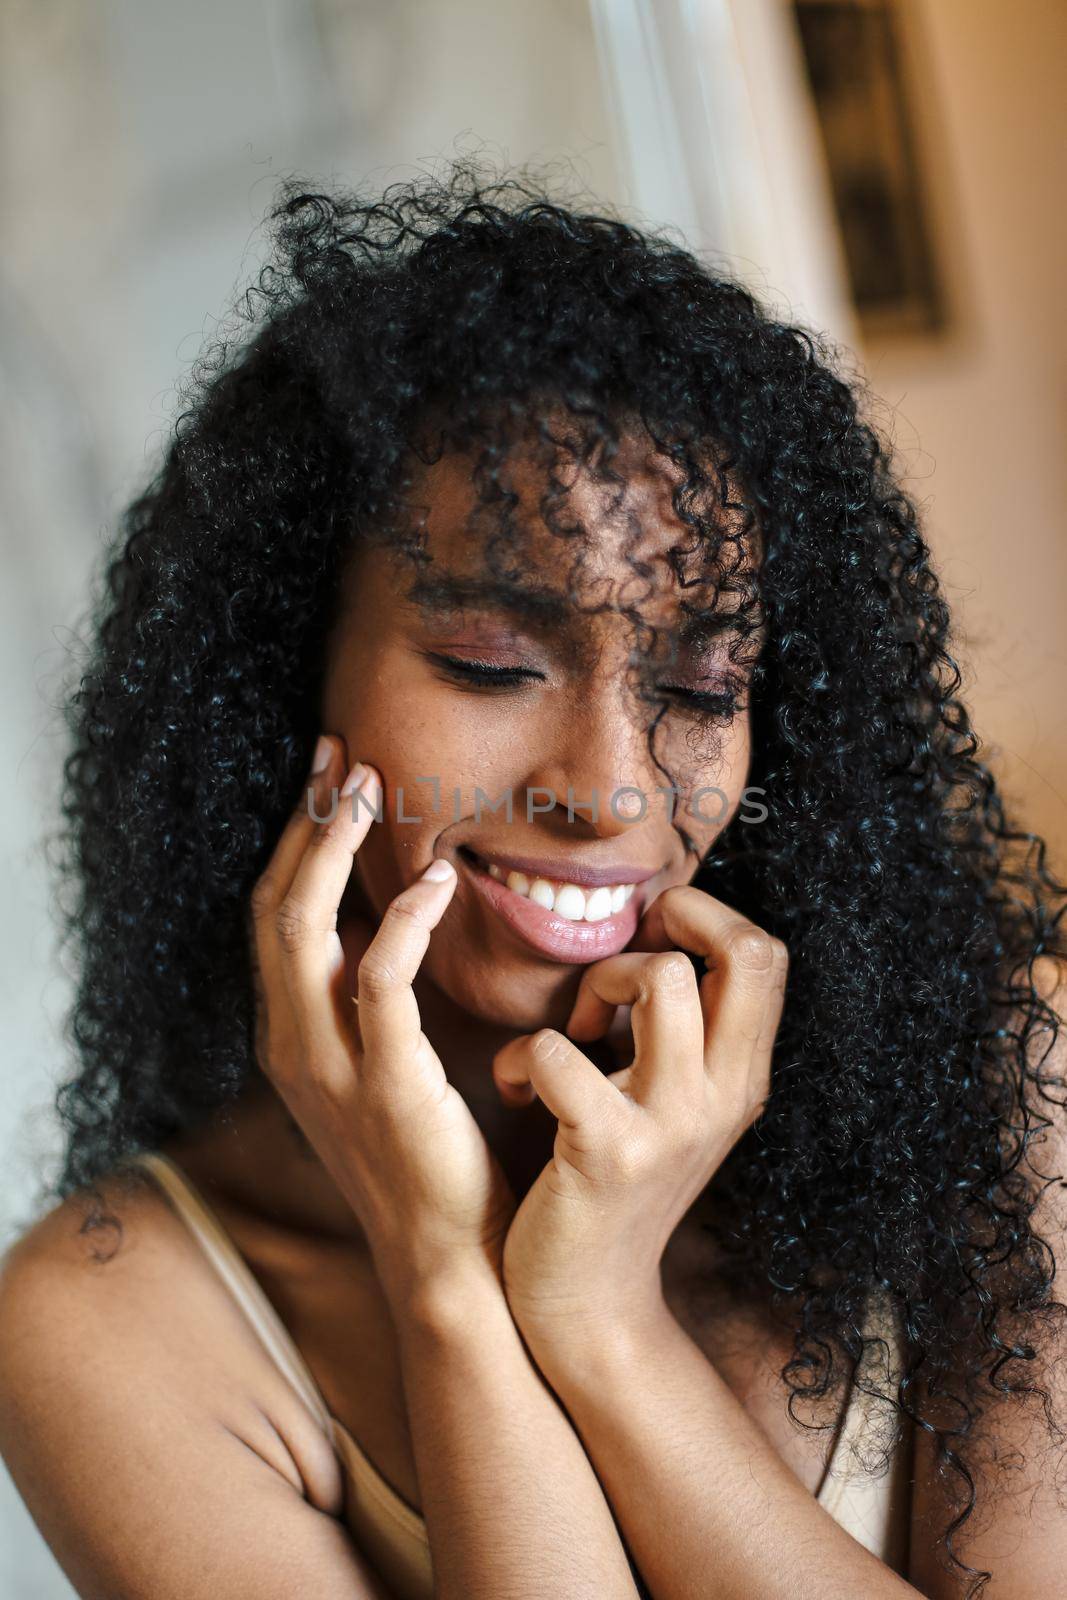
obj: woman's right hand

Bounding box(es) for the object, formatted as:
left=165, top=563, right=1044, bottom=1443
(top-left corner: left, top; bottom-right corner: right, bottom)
left=247, top=733, right=517, bottom=1312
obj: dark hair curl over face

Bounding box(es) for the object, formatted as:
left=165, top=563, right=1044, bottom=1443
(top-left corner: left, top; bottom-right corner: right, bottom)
left=48, top=160, right=1067, bottom=1595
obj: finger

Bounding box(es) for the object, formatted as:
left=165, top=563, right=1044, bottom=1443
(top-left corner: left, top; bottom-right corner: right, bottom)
left=267, top=757, right=384, bottom=1087
left=564, top=971, right=618, bottom=1043
left=248, top=734, right=348, bottom=1062
left=565, top=951, right=705, bottom=1110
left=277, top=761, right=384, bottom=999
left=492, top=1029, right=629, bottom=1132
left=249, top=735, right=348, bottom=933
left=355, top=859, right=457, bottom=1071
left=636, top=886, right=788, bottom=1073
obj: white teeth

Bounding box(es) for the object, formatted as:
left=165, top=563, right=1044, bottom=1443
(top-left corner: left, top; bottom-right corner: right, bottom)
left=480, top=858, right=639, bottom=919
left=583, top=886, right=614, bottom=923
left=528, top=877, right=556, bottom=910
left=554, top=885, right=586, bottom=921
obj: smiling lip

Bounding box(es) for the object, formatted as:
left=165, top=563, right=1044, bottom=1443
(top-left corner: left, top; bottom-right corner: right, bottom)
left=465, top=850, right=660, bottom=889
left=459, top=849, right=653, bottom=964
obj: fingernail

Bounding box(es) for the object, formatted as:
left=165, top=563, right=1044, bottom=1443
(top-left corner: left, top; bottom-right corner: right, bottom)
left=422, top=858, right=455, bottom=883
left=311, top=735, right=332, bottom=774
left=340, top=761, right=368, bottom=798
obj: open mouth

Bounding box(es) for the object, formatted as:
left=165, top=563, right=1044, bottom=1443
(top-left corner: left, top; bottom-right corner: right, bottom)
left=457, top=847, right=648, bottom=964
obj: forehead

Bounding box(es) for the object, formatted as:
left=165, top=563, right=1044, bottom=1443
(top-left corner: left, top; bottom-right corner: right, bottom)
left=388, top=420, right=757, bottom=628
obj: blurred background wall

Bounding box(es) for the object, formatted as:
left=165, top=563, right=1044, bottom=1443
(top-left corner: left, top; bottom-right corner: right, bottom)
left=2, top=1, right=1064, bottom=1592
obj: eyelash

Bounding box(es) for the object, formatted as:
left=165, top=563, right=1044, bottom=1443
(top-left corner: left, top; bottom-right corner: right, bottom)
left=430, top=653, right=744, bottom=721
left=428, top=653, right=544, bottom=689
left=660, top=685, right=743, bottom=721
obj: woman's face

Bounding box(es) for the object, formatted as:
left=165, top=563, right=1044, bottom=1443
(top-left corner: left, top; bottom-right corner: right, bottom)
left=321, top=428, right=758, bottom=1033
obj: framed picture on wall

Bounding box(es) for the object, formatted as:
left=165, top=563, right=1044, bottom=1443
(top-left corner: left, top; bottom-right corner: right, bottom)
left=792, top=0, right=947, bottom=338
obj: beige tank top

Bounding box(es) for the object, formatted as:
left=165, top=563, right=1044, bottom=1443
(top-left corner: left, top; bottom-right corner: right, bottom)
left=126, top=1149, right=913, bottom=1597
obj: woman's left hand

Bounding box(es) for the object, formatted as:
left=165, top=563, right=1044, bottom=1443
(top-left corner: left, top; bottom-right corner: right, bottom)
left=491, top=885, right=789, bottom=1369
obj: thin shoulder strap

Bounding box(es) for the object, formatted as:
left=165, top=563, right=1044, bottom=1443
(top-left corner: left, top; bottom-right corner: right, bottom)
left=125, top=1149, right=334, bottom=1437
left=816, top=1286, right=908, bottom=1507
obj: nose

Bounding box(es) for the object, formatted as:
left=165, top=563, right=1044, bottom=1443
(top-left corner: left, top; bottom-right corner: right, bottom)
left=524, top=688, right=662, bottom=840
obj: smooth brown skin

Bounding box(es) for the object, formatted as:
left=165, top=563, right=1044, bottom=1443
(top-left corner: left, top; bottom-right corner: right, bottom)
left=2, top=430, right=1067, bottom=1599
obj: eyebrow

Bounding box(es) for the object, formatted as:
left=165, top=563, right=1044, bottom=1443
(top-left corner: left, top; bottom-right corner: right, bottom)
left=403, top=573, right=574, bottom=629
left=403, top=570, right=758, bottom=648
left=676, top=607, right=752, bottom=647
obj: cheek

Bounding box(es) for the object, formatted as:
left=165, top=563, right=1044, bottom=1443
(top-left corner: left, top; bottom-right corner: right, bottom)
left=342, top=688, right=528, bottom=898
left=372, top=717, right=521, bottom=823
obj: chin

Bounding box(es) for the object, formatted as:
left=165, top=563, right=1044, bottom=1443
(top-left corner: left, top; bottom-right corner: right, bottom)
left=438, top=962, right=580, bottom=1034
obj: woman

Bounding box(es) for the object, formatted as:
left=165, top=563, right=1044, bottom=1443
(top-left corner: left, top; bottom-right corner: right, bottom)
left=1, top=165, right=1065, bottom=1600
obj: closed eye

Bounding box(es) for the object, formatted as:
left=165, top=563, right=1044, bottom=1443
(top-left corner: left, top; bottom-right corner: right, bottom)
left=426, top=652, right=744, bottom=718
left=425, top=652, right=546, bottom=690
left=657, top=682, right=745, bottom=720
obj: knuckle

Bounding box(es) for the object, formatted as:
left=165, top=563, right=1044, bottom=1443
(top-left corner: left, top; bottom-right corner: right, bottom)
left=275, top=898, right=312, bottom=954
left=307, top=802, right=348, bottom=848
left=357, top=952, right=399, bottom=1002
left=724, top=923, right=778, bottom=975
left=611, top=1126, right=652, bottom=1181
left=250, top=873, right=279, bottom=922
left=645, top=952, right=695, bottom=995
left=387, top=893, right=433, bottom=928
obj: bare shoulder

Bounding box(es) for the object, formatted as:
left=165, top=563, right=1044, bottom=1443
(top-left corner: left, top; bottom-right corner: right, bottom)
left=0, top=1164, right=330, bottom=1485
left=909, top=954, right=1067, bottom=1599
left=0, top=1169, right=386, bottom=1600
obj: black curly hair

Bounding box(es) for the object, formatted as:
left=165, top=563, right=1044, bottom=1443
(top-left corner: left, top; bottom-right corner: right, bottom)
left=46, top=161, right=1067, bottom=1595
